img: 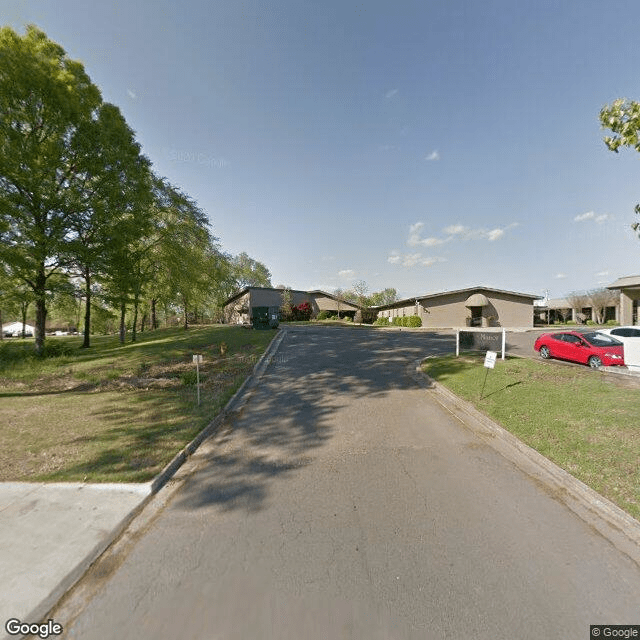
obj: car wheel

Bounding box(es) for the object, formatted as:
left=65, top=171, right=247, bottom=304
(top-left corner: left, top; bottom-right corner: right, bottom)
left=539, top=345, right=550, bottom=359
left=588, top=355, right=602, bottom=369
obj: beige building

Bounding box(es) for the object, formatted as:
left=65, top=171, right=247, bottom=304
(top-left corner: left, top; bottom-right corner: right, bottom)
left=223, top=287, right=360, bottom=324
left=607, top=275, right=640, bottom=325
left=375, top=287, right=540, bottom=328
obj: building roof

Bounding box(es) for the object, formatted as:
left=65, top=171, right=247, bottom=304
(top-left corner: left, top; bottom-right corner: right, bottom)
left=223, top=286, right=309, bottom=306
left=374, top=286, right=541, bottom=311
left=607, top=275, right=640, bottom=290
left=223, top=287, right=363, bottom=309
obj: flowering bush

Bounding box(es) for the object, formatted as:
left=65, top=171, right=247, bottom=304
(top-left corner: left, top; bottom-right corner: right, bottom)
left=292, top=302, right=312, bottom=321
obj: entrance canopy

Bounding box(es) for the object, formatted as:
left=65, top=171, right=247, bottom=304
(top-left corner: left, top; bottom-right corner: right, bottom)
left=465, top=293, right=489, bottom=307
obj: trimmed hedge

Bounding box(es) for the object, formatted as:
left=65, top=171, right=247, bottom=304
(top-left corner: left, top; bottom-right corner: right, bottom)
left=391, top=315, right=422, bottom=328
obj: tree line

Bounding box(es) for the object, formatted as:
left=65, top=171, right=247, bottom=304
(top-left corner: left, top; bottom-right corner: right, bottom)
left=0, top=26, right=270, bottom=353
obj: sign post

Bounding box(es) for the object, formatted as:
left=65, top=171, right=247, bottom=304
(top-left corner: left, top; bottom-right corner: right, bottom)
left=480, top=350, right=497, bottom=400
left=192, top=354, right=203, bottom=406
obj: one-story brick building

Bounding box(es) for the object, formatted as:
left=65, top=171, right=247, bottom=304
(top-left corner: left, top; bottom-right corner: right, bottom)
left=374, top=286, right=541, bottom=328
left=223, top=287, right=361, bottom=324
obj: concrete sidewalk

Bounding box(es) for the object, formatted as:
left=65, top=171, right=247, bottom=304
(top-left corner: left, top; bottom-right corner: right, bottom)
left=0, top=482, right=151, bottom=631
left=0, top=329, right=287, bottom=637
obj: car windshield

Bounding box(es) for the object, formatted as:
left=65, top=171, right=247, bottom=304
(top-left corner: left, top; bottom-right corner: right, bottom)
left=582, top=332, right=623, bottom=347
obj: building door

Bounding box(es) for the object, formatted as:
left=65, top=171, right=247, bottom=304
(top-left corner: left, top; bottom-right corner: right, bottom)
left=470, top=306, right=483, bottom=327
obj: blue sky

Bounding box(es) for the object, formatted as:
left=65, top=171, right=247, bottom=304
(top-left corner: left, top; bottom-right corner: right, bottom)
left=4, top=0, right=640, bottom=301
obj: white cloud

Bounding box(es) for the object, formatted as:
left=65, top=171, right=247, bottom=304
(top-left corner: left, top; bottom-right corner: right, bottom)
left=574, top=211, right=611, bottom=224
left=486, top=228, right=505, bottom=242
left=595, top=270, right=609, bottom=277
left=387, top=252, right=401, bottom=264
left=425, top=150, right=440, bottom=161
left=408, top=233, right=448, bottom=247
left=385, top=88, right=398, bottom=98
left=388, top=251, right=445, bottom=268
left=338, top=269, right=355, bottom=278
left=127, top=89, right=137, bottom=100
left=443, top=224, right=468, bottom=236
left=406, top=221, right=516, bottom=252
left=554, top=273, right=567, bottom=279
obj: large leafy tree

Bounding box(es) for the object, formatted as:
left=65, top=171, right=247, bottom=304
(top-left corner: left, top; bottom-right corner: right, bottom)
left=0, top=26, right=148, bottom=354
left=66, top=103, right=152, bottom=347
left=600, top=98, right=640, bottom=234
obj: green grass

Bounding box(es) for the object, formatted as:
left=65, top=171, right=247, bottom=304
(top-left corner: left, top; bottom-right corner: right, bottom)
left=0, top=326, right=276, bottom=483
left=423, top=353, right=640, bottom=520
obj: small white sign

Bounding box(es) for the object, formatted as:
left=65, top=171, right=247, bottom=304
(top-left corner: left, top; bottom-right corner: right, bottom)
left=192, top=355, right=203, bottom=364
left=484, top=350, right=497, bottom=369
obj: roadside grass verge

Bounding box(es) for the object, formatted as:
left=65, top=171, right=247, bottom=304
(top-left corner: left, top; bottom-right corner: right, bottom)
left=422, top=353, right=640, bottom=520
left=0, top=326, right=276, bottom=483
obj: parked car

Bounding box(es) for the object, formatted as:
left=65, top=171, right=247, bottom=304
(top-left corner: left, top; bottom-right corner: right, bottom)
left=533, top=331, right=625, bottom=368
left=597, top=326, right=640, bottom=338
left=597, top=326, right=640, bottom=371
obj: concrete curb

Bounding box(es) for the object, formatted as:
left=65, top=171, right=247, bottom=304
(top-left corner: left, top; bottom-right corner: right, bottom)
left=415, top=359, right=640, bottom=567
left=36, top=328, right=287, bottom=630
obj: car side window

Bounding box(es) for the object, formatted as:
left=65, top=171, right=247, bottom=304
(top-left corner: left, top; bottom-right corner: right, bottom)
left=553, top=334, right=566, bottom=341
left=612, top=329, right=629, bottom=337
left=563, top=335, right=581, bottom=344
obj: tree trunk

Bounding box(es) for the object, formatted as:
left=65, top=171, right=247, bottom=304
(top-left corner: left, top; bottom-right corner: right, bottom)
left=20, top=302, right=28, bottom=339
left=82, top=271, right=92, bottom=348
left=140, top=312, right=147, bottom=334
left=119, top=301, right=126, bottom=344
left=0, top=308, right=3, bottom=340
left=183, top=297, right=189, bottom=330
left=34, top=267, right=47, bottom=356
left=131, top=291, right=139, bottom=342
left=151, top=299, right=157, bottom=330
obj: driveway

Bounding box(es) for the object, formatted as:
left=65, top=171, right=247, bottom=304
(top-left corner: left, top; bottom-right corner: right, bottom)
left=59, top=326, right=640, bottom=639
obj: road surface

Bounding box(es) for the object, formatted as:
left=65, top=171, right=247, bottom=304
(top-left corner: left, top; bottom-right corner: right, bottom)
left=60, top=326, right=640, bottom=639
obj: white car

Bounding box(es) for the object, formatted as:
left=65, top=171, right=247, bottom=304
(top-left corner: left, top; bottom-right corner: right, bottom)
left=597, top=326, right=640, bottom=371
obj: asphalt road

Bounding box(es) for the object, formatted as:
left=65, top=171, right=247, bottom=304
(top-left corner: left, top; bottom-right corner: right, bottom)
left=61, top=326, right=640, bottom=639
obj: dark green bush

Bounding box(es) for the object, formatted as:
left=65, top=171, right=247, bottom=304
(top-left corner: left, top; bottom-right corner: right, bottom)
left=42, top=341, right=74, bottom=357
left=374, top=317, right=389, bottom=326
left=316, top=311, right=331, bottom=320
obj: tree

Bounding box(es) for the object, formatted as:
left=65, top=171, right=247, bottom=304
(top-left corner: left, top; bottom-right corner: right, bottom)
left=566, top=292, right=590, bottom=323
left=145, top=179, right=222, bottom=333
left=0, top=26, right=151, bottom=354
left=601, top=98, right=640, bottom=235
left=231, top=252, right=272, bottom=289
left=368, top=287, right=399, bottom=307
left=0, top=265, right=20, bottom=340
left=588, top=288, right=618, bottom=325
left=333, top=287, right=345, bottom=318
left=66, top=103, right=152, bottom=347
left=280, top=287, right=293, bottom=321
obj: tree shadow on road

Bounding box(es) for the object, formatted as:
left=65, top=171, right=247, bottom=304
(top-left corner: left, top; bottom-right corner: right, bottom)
left=172, top=327, right=454, bottom=514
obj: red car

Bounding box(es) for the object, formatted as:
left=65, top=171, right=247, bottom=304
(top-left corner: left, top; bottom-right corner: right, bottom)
left=533, top=331, right=625, bottom=369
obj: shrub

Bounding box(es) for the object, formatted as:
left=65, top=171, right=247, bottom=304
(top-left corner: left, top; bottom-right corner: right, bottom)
left=289, top=302, right=312, bottom=321
left=391, top=316, right=421, bottom=327
left=316, top=310, right=331, bottom=321
left=343, top=316, right=352, bottom=322
left=374, top=317, right=389, bottom=326
left=42, top=341, right=74, bottom=358
left=606, top=320, right=620, bottom=326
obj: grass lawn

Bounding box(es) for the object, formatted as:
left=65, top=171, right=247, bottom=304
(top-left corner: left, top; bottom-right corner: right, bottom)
left=422, top=353, right=640, bottom=520
left=0, top=325, right=276, bottom=483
